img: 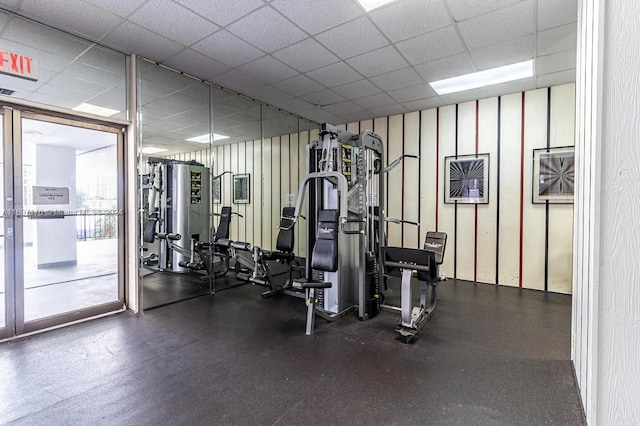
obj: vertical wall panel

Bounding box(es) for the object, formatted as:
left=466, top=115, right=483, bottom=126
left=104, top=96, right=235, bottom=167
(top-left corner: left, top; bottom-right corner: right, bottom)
left=244, top=141, right=254, bottom=245
left=253, top=139, right=263, bottom=247
left=522, top=88, right=548, bottom=291
left=420, top=109, right=438, bottom=234
left=360, top=119, right=373, bottom=132
left=438, top=105, right=456, bottom=278
left=262, top=138, right=273, bottom=250
left=346, top=121, right=359, bottom=134
left=498, top=93, right=523, bottom=287
left=223, top=144, right=232, bottom=208
left=403, top=111, right=420, bottom=248
left=274, top=136, right=287, bottom=248
left=387, top=115, right=403, bottom=247
left=230, top=143, right=240, bottom=241
left=476, top=98, right=499, bottom=284
left=456, top=101, right=477, bottom=282
left=297, top=131, right=309, bottom=257
left=547, top=83, right=576, bottom=294
left=289, top=133, right=299, bottom=211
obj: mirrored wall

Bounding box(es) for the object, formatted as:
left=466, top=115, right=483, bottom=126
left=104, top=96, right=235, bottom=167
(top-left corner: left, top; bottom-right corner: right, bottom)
left=137, top=59, right=318, bottom=310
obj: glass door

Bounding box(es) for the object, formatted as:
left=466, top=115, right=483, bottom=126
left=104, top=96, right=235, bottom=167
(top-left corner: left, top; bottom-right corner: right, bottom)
left=2, top=107, right=125, bottom=338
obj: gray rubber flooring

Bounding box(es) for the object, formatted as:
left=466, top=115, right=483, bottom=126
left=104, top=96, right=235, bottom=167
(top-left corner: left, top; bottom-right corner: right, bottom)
left=0, top=277, right=584, bottom=425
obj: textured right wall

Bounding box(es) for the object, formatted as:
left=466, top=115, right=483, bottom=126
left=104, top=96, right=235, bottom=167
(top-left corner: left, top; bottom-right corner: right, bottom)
left=573, top=0, right=640, bottom=424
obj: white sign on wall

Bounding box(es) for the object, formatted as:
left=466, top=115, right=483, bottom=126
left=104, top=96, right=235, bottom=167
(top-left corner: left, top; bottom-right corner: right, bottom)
left=32, top=186, right=70, bottom=205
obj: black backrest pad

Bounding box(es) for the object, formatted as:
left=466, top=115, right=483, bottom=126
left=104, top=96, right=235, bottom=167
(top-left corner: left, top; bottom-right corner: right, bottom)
left=424, top=231, right=447, bottom=264
left=311, top=209, right=339, bottom=272
left=383, top=246, right=436, bottom=280
left=276, top=207, right=295, bottom=253
left=143, top=212, right=159, bottom=243
left=215, top=207, right=232, bottom=240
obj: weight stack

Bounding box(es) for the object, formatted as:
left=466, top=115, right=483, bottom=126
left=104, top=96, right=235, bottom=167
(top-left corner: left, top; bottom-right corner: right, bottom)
left=364, top=254, right=381, bottom=317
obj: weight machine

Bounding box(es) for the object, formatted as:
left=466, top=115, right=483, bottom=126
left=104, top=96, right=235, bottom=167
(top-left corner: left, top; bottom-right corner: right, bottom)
left=283, top=123, right=386, bottom=333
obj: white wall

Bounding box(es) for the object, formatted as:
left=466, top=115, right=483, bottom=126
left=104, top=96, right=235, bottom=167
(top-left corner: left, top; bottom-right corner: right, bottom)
left=573, top=0, right=640, bottom=424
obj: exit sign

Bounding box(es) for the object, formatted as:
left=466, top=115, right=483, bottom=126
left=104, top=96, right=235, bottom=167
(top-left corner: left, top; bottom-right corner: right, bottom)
left=0, top=49, right=38, bottom=81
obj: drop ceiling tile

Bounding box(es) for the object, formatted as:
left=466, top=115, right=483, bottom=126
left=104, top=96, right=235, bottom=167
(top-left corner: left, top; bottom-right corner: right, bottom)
left=4, top=17, right=92, bottom=60
left=20, top=0, right=122, bottom=41
left=75, top=46, right=126, bottom=75
left=238, top=56, right=298, bottom=84
left=27, top=91, right=87, bottom=108
left=457, top=0, right=535, bottom=50
left=469, top=35, right=535, bottom=70
left=0, top=12, right=9, bottom=32
left=128, top=0, right=219, bottom=46
left=192, top=30, right=265, bottom=68
left=164, top=49, right=230, bottom=80
left=369, top=0, right=451, bottom=42
left=447, top=0, right=522, bottom=22
left=271, top=0, right=362, bottom=34
left=354, top=93, right=396, bottom=109
left=538, top=0, right=578, bottom=30
left=481, top=77, right=536, bottom=98
left=396, top=26, right=465, bottom=66
left=273, top=39, right=339, bottom=72
left=301, top=89, right=345, bottom=106
left=323, top=101, right=363, bottom=115
left=103, top=22, right=184, bottom=62
left=315, top=16, right=388, bottom=60
left=300, top=107, right=336, bottom=122
left=347, top=46, right=408, bottom=78
left=81, top=0, right=147, bottom=17
left=370, top=104, right=408, bottom=117
left=212, top=70, right=267, bottom=93
left=341, top=111, right=375, bottom=124
left=273, top=74, right=324, bottom=96
left=403, top=97, right=442, bottom=112
left=536, top=69, right=576, bottom=88
left=272, top=98, right=315, bottom=113
left=332, top=79, right=382, bottom=100
left=414, top=53, right=474, bottom=81
left=307, top=62, right=362, bottom=87
left=227, top=7, right=307, bottom=53
left=538, top=23, right=577, bottom=56
left=370, top=68, right=423, bottom=92
left=250, top=85, right=294, bottom=104
left=0, top=0, right=20, bottom=10
left=388, top=84, right=437, bottom=103
left=141, top=65, right=197, bottom=91
left=173, top=0, right=266, bottom=26
left=536, top=50, right=576, bottom=75
left=64, top=62, right=122, bottom=87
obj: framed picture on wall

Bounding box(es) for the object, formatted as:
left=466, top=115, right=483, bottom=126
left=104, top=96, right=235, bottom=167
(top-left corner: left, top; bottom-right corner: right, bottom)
left=533, top=146, right=575, bottom=204
left=212, top=176, right=221, bottom=204
left=233, top=173, right=250, bottom=204
left=444, top=153, right=490, bottom=204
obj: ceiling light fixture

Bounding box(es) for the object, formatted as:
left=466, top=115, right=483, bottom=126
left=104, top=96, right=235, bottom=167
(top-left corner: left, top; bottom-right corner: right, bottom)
left=356, top=0, right=396, bottom=12
left=429, top=60, right=534, bottom=95
left=186, top=133, right=230, bottom=143
left=141, top=147, right=168, bottom=154
left=72, top=102, right=120, bottom=117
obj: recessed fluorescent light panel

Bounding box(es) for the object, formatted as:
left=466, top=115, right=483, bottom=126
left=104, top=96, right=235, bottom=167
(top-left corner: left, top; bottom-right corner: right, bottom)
left=141, top=147, right=168, bottom=154
left=186, top=133, right=229, bottom=143
left=356, top=0, right=396, bottom=12
left=72, top=103, right=120, bottom=117
left=429, top=60, right=534, bottom=95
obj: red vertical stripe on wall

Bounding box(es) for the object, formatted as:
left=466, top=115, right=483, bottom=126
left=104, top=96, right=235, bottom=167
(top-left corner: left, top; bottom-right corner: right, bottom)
left=518, top=92, right=525, bottom=288
left=435, top=108, right=440, bottom=232
left=474, top=100, right=479, bottom=283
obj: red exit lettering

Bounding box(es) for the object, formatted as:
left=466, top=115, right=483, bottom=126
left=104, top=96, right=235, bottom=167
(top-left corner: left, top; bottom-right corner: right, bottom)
left=0, top=49, right=38, bottom=81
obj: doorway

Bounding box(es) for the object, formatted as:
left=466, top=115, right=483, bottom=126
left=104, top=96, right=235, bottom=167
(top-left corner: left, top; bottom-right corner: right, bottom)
left=0, top=107, right=124, bottom=339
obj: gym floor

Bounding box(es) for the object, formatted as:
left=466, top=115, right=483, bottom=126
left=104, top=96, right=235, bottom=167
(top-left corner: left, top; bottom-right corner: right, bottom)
left=0, top=275, right=585, bottom=425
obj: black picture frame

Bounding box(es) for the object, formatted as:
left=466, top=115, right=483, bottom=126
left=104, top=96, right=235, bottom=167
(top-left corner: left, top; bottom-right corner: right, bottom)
left=532, top=146, right=575, bottom=204
left=233, top=173, right=250, bottom=204
left=444, top=153, right=490, bottom=204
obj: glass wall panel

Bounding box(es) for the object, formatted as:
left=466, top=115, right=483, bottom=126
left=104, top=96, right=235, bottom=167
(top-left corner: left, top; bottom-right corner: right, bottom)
left=0, top=11, right=127, bottom=120
left=138, top=60, right=212, bottom=310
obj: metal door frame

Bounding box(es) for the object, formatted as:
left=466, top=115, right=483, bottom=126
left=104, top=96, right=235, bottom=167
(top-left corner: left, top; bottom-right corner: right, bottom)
left=1, top=106, right=126, bottom=338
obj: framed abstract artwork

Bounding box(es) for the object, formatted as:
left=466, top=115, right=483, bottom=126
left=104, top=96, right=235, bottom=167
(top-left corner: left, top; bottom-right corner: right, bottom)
left=212, top=176, right=221, bottom=204
left=232, top=173, right=250, bottom=204
left=444, top=153, right=489, bottom=204
left=533, top=146, right=575, bottom=204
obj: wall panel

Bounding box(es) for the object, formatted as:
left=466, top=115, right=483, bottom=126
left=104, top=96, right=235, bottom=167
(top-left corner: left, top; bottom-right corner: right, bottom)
left=273, top=136, right=285, bottom=249
left=253, top=140, right=263, bottom=247
left=230, top=142, right=240, bottom=241
left=476, top=98, right=499, bottom=284
left=387, top=115, right=403, bottom=247
left=420, top=109, right=438, bottom=234
left=262, top=138, right=273, bottom=250
left=522, top=88, right=548, bottom=290
left=403, top=111, right=420, bottom=248
left=297, top=131, right=309, bottom=257
left=438, top=105, right=456, bottom=278
left=455, top=101, right=477, bottom=282
left=244, top=141, right=254, bottom=246
left=497, top=93, right=522, bottom=287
